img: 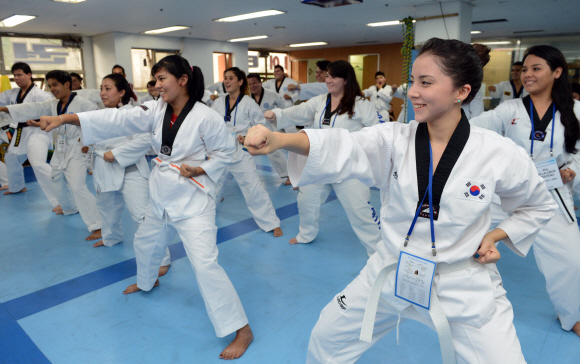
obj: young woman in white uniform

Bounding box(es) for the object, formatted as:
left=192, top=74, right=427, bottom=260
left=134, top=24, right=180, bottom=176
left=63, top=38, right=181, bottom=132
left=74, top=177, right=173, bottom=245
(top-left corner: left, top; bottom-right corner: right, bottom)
left=212, top=67, right=283, bottom=237
left=247, top=73, right=292, bottom=185
left=89, top=73, right=170, bottom=273
left=1, top=70, right=102, bottom=240
left=265, top=60, right=382, bottom=256
left=470, top=45, right=580, bottom=337
left=245, top=38, right=557, bottom=364
left=41, top=56, right=253, bottom=360
left=0, top=63, right=58, bottom=208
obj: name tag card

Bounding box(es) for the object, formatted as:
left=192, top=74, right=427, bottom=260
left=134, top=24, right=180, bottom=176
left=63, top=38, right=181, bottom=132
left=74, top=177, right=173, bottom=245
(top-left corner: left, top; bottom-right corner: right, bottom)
left=535, top=158, right=563, bottom=190
left=56, top=135, right=67, bottom=152
left=395, top=251, right=436, bottom=310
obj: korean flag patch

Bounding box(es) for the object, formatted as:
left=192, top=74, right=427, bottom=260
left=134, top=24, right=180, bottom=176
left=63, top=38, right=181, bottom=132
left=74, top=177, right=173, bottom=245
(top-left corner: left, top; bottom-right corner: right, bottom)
left=457, top=178, right=491, bottom=203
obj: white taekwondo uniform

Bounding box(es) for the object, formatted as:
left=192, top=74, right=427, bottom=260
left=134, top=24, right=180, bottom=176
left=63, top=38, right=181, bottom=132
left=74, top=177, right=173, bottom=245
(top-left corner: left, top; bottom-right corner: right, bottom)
left=263, top=76, right=299, bottom=133
left=287, top=114, right=556, bottom=364
left=206, top=81, right=227, bottom=96
left=363, top=85, right=393, bottom=115
left=273, top=94, right=382, bottom=256
left=7, top=93, right=102, bottom=232
left=470, top=97, right=580, bottom=332
left=461, top=89, right=484, bottom=119
left=489, top=80, right=528, bottom=105
left=0, top=85, right=58, bottom=205
left=78, top=98, right=248, bottom=338
left=212, top=94, right=281, bottom=232
left=251, top=87, right=290, bottom=179
left=296, top=82, right=328, bottom=101
left=0, top=114, right=11, bottom=187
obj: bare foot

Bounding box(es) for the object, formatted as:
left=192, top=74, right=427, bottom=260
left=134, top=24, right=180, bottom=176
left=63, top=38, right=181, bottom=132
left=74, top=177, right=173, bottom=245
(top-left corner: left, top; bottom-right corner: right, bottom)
left=573, top=322, right=580, bottom=337
left=220, top=197, right=225, bottom=202
left=86, top=229, right=102, bottom=241
left=88, top=171, right=93, bottom=175
left=123, top=279, right=159, bottom=295
left=289, top=237, right=299, bottom=245
left=0, top=185, right=8, bottom=191
left=219, top=324, right=253, bottom=360
left=293, top=186, right=299, bottom=190
left=52, top=205, right=62, bottom=213
left=93, top=240, right=104, bottom=247
left=3, top=187, right=26, bottom=195
left=272, top=227, right=283, bottom=237
left=284, top=177, right=292, bottom=186
left=55, top=210, right=64, bottom=215
left=158, top=265, right=170, bottom=277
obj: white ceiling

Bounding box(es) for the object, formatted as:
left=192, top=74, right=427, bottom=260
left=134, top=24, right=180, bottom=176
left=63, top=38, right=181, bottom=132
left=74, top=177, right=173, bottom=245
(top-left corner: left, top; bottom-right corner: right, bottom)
left=0, top=0, right=578, bottom=51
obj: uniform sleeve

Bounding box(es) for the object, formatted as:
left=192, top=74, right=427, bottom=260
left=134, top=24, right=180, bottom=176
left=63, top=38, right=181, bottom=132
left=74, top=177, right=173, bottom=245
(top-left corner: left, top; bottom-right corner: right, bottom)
left=262, top=80, right=272, bottom=90
left=206, top=82, right=220, bottom=93
left=0, top=90, right=12, bottom=106
left=6, top=98, right=54, bottom=123
left=488, top=82, right=503, bottom=99
left=247, top=100, right=267, bottom=128
left=298, top=82, right=328, bottom=101
left=493, top=141, right=558, bottom=257
left=469, top=101, right=514, bottom=136
left=198, top=114, right=236, bottom=184
left=286, top=79, right=300, bottom=103
left=362, top=87, right=373, bottom=98
left=78, top=101, right=157, bottom=145
left=358, top=99, right=380, bottom=127
left=288, top=123, right=396, bottom=189
left=377, top=86, right=394, bottom=105
left=273, top=96, right=322, bottom=130
left=110, top=133, right=152, bottom=168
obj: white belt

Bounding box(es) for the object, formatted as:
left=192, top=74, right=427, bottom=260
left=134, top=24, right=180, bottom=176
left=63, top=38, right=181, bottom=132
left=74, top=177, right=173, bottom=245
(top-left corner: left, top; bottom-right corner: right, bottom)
left=152, top=157, right=209, bottom=194
left=360, top=257, right=478, bottom=364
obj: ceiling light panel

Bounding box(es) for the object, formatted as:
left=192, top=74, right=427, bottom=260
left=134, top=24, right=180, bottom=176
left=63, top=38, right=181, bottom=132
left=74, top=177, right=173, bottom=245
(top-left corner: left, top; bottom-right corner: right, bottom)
left=288, top=42, right=328, bottom=47
left=471, top=31, right=482, bottom=34
left=229, top=35, right=268, bottom=42
left=143, top=26, right=190, bottom=34
left=52, top=0, right=86, bottom=3
left=214, top=10, right=286, bottom=22
left=0, top=15, right=36, bottom=27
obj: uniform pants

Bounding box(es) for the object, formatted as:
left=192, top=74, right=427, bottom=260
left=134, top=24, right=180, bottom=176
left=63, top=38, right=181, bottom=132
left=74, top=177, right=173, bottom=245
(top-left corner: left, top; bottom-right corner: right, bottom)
left=307, top=254, right=526, bottom=364
left=267, top=150, right=288, bottom=178
left=134, top=204, right=248, bottom=337
left=0, top=161, right=7, bottom=186
left=5, top=133, right=59, bottom=207
left=296, top=179, right=381, bottom=256
left=216, top=152, right=280, bottom=232
left=490, top=202, right=580, bottom=331
left=51, top=155, right=102, bottom=232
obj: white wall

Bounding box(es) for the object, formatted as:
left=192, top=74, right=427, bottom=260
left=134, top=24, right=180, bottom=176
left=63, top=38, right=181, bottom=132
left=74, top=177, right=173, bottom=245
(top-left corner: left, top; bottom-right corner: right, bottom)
left=87, top=32, right=248, bottom=88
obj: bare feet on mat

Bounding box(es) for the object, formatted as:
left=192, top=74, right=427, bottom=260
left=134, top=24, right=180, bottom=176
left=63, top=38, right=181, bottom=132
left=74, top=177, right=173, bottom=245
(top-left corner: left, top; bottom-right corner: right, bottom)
left=289, top=237, right=299, bottom=245
left=272, top=227, right=283, bottom=237
left=52, top=205, right=62, bottom=213
left=55, top=210, right=64, bottom=215
left=0, top=185, right=8, bottom=191
left=86, top=229, right=102, bottom=241
left=284, top=177, right=292, bottom=186
left=158, top=265, right=170, bottom=277
left=93, top=240, right=104, bottom=247
left=3, top=187, right=26, bottom=195
left=293, top=186, right=299, bottom=190
left=123, top=279, right=159, bottom=295
left=219, top=324, right=253, bottom=360
left=573, top=322, right=580, bottom=337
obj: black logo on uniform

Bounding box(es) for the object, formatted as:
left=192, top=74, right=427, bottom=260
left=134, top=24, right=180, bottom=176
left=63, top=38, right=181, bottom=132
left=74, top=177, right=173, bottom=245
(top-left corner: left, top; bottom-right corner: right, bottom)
left=337, top=295, right=347, bottom=310
left=139, top=105, right=149, bottom=111
left=416, top=201, right=440, bottom=221
left=160, top=145, right=172, bottom=155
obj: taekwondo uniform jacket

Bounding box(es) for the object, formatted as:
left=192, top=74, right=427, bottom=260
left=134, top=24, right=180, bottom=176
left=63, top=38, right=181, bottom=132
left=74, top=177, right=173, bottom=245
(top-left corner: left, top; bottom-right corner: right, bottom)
left=263, top=77, right=299, bottom=108
left=489, top=81, right=528, bottom=105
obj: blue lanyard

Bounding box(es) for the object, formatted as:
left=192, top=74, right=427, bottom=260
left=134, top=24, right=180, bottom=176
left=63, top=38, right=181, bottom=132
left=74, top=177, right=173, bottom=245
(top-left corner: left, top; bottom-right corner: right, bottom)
left=404, top=140, right=437, bottom=256
left=319, top=97, right=340, bottom=129
left=226, top=94, right=241, bottom=129
left=529, top=98, right=556, bottom=160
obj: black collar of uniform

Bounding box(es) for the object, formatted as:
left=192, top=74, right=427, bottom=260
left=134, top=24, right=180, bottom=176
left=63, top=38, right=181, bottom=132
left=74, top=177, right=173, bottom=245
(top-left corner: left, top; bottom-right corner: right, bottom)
left=415, top=110, right=470, bottom=219
left=16, top=84, right=35, bottom=104
left=324, top=93, right=340, bottom=120
left=225, top=94, right=242, bottom=118
left=523, top=95, right=554, bottom=141
left=275, top=76, right=285, bottom=93
left=160, top=97, right=197, bottom=156
left=222, top=82, right=226, bottom=94
left=511, top=80, right=523, bottom=98
left=255, top=87, right=265, bottom=106
left=57, top=92, right=77, bottom=115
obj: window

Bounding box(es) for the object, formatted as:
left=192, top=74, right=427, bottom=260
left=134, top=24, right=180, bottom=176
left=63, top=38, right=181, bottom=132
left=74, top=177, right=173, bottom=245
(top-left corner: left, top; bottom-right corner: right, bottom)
left=131, top=48, right=179, bottom=91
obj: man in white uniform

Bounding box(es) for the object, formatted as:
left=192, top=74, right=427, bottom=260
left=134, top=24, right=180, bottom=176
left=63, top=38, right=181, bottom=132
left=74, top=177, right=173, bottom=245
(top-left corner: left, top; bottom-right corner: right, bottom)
left=0, top=70, right=102, bottom=240
left=362, top=71, right=392, bottom=122
left=287, top=60, right=331, bottom=101
left=140, top=80, right=160, bottom=103
left=488, top=62, right=527, bottom=104
left=247, top=73, right=292, bottom=185
left=0, top=62, right=59, bottom=209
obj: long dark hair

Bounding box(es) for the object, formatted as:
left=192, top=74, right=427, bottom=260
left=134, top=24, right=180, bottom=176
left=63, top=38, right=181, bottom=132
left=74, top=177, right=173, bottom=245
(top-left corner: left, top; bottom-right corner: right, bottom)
left=326, top=60, right=364, bottom=118
left=524, top=45, right=580, bottom=154
left=151, top=55, right=205, bottom=103
left=103, top=73, right=137, bottom=105
left=225, top=67, right=249, bottom=96
left=418, top=38, right=482, bottom=104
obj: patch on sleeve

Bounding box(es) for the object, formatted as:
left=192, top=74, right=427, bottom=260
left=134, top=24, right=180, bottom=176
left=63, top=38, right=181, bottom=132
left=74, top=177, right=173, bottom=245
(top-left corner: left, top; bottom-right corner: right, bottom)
left=457, top=179, right=492, bottom=203
left=139, top=105, right=149, bottom=111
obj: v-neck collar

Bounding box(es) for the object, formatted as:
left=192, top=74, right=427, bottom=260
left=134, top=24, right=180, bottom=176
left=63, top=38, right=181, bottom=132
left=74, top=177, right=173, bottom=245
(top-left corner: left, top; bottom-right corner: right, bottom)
left=254, top=87, right=265, bottom=106
left=275, top=77, right=285, bottom=93
left=523, top=95, right=554, bottom=141
left=415, top=110, right=471, bottom=219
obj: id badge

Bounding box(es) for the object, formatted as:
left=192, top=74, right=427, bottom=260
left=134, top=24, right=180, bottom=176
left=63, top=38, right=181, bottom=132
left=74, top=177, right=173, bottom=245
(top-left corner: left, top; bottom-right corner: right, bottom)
left=322, top=118, right=331, bottom=126
left=535, top=158, right=563, bottom=190
left=395, top=249, right=437, bottom=310
left=56, top=135, right=67, bottom=152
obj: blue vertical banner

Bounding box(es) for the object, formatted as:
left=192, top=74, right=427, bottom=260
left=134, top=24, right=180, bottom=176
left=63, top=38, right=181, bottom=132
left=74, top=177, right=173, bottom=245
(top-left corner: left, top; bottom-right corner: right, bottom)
left=404, top=49, right=419, bottom=123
